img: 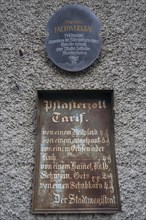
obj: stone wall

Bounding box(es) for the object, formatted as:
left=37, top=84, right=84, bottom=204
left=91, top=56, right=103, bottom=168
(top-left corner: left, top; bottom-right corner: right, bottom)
left=1, top=0, right=145, bottom=220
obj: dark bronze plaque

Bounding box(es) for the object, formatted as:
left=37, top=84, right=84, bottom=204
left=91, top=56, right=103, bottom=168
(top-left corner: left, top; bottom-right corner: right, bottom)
left=45, top=5, right=101, bottom=72
left=32, top=90, right=121, bottom=214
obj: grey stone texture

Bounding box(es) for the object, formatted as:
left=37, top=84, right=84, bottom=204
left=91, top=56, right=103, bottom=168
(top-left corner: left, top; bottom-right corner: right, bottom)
left=1, top=0, right=145, bottom=220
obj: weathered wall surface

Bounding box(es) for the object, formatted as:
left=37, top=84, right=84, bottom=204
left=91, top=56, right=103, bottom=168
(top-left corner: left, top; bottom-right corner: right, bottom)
left=1, top=0, right=145, bottom=220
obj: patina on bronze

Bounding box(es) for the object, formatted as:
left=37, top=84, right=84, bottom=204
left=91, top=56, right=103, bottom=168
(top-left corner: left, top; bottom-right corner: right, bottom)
left=32, top=90, right=121, bottom=214
left=45, top=5, right=102, bottom=72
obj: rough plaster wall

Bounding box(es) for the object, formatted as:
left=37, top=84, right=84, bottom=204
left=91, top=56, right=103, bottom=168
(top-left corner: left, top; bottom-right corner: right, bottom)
left=1, top=0, right=145, bottom=220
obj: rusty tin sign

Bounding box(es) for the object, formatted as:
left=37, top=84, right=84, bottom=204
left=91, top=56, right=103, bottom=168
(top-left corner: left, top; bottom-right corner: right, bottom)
left=32, top=90, right=121, bottom=214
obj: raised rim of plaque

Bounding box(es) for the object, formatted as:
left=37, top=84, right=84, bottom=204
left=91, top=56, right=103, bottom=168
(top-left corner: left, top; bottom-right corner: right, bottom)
left=32, top=90, right=121, bottom=214
left=45, top=5, right=102, bottom=72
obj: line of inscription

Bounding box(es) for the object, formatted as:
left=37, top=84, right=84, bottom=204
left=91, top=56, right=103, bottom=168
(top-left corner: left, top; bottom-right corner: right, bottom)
left=42, top=137, right=109, bottom=144
left=42, top=128, right=109, bottom=136
left=40, top=159, right=111, bottom=172
left=41, top=145, right=105, bottom=153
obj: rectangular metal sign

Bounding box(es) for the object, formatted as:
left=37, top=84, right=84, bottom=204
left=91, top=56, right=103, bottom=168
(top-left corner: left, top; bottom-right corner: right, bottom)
left=32, top=90, right=121, bottom=214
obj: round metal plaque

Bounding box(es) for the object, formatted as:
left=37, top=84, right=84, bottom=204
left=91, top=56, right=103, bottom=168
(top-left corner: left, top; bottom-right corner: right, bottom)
left=45, top=5, right=101, bottom=72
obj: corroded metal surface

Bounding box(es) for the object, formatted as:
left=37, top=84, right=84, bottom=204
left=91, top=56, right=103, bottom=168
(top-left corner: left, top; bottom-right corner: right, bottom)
left=32, top=90, right=121, bottom=213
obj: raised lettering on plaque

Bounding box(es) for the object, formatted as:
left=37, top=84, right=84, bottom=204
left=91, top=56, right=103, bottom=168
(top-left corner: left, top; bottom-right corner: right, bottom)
left=32, top=90, right=121, bottom=214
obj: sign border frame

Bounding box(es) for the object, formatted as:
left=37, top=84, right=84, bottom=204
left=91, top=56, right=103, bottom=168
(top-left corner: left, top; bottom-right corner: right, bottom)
left=32, top=90, right=121, bottom=214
